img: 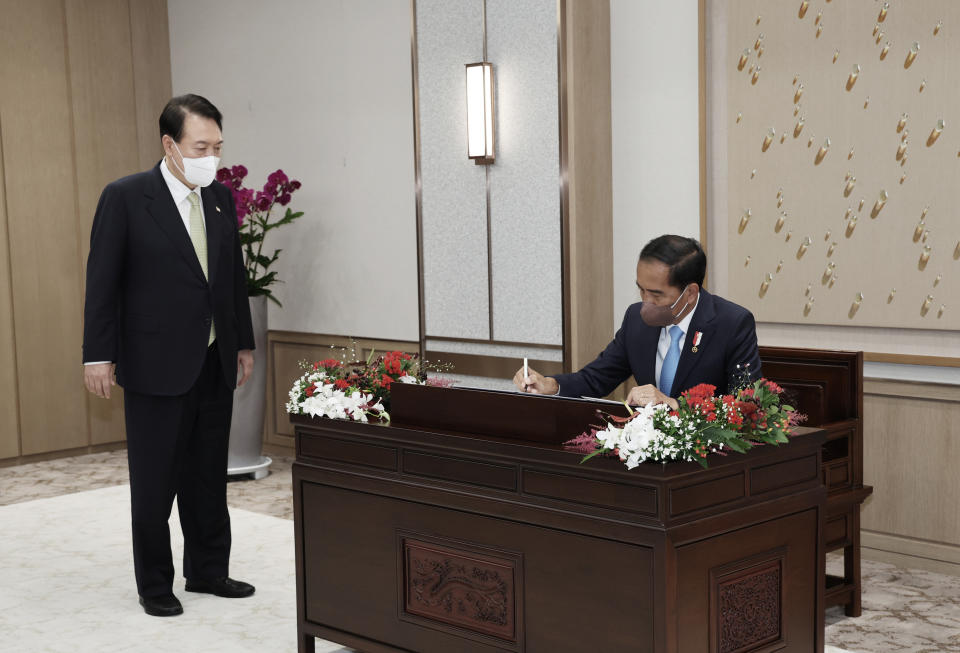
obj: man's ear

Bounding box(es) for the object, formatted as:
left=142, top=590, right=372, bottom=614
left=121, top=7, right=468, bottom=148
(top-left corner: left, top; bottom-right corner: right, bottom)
left=161, top=135, right=175, bottom=158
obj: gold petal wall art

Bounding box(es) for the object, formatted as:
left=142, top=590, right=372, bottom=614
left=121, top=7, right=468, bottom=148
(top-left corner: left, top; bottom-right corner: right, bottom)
left=725, top=0, right=959, bottom=329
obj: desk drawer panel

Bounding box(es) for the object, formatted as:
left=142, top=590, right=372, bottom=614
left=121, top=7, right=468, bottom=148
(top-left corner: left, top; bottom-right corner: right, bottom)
left=299, top=435, right=398, bottom=471
left=402, top=451, right=517, bottom=491
left=751, top=454, right=820, bottom=495
left=669, top=473, right=745, bottom=517
left=522, top=469, right=658, bottom=516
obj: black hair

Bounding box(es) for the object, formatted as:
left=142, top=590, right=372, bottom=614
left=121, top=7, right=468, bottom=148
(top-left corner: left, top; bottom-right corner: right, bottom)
left=159, top=94, right=223, bottom=142
left=638, top=235, right=707, bottom=289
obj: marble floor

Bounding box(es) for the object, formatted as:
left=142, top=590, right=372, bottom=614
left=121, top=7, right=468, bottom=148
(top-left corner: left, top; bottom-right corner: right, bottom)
left=2, top=450, right=959, bottom=652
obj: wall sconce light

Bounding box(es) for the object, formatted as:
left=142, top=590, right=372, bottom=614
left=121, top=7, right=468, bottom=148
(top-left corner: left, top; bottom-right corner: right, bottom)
left=466, top=62, right=495, bottom=164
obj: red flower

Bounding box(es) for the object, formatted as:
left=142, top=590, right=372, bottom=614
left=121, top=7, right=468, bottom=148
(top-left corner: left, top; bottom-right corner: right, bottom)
left=381, top=374, right=394, bottom=388
left=683, top=383, right=717, bottom=403
left=334, top=379, right=351, bottom=390
left=763, top=379, right=784, bottom=394
left=706, top=412, right=717, bottom=422
left=318, top=358, right=341, bottom=368
left=736, top=400, right=758, bottom=417
left=304, top=383, right=316, bottom=397
left=740, top=387, right=755, bottom=397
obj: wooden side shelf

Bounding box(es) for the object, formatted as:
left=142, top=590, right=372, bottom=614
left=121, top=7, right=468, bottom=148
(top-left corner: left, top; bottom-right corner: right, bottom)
left=760, top=347, right=873, bottom=617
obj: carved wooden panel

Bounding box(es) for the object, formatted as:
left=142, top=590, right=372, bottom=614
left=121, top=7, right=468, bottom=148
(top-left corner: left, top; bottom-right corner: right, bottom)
left=710, top=552, right=785, bottom=653
left=399, top=533, right=523, bottom=649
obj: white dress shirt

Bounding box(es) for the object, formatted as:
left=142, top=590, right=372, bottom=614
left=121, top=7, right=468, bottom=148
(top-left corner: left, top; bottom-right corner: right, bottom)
left=84, top=159, right=206, bottom=366
left=654, top=293, right=700, bottom=391
left=159, top=156, right=207, bottom=236
left=551, top=293, right=700, bottom=396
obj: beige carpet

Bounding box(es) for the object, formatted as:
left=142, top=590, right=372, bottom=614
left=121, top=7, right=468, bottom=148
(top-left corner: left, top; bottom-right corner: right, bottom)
left=0, top=485, right=345, bottom=653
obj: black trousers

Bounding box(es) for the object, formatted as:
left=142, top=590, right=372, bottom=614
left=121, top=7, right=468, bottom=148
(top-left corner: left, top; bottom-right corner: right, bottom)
left=124, top=342, right=233, bottom=598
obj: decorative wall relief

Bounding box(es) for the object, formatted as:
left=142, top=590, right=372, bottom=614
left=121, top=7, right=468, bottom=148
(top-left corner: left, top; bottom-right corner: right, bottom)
left=726, top=1, right=959, bottom=328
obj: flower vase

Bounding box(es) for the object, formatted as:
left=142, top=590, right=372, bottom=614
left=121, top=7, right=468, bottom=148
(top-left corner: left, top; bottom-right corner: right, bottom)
left=227, top=295, right=271, bottom=478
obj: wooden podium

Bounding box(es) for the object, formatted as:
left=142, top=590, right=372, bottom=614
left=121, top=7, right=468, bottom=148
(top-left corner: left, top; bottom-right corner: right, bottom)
left=292, top=385, right=827, bottom=653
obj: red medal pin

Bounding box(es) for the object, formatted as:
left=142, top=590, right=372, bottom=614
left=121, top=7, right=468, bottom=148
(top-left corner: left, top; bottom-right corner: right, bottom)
left=692, top=331, right=703, bottom=353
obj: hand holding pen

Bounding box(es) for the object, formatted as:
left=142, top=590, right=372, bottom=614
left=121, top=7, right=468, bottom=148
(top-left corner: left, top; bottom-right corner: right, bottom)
left=512, top=358, right=560, bottom=395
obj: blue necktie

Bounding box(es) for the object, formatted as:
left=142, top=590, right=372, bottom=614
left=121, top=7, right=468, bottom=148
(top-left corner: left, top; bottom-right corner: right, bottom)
left=659, top=325, right=683, bottom=396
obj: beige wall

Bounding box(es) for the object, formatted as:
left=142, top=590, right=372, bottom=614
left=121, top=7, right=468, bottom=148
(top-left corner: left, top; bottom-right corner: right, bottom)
left=703, top=0, right=960, bottom=574
left=0, top=0, right=171, bottom=464
left=167, top=0, right=420, bottom=343
left=610, top=0, right=701, bottom=323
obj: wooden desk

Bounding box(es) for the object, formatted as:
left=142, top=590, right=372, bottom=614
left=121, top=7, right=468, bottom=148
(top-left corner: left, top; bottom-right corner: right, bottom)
left=292, top=386, right=828, bottom=652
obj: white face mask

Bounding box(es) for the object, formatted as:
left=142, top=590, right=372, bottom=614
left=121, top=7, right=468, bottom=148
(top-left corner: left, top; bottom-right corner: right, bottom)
left=172, top=142, right=219, bottom=187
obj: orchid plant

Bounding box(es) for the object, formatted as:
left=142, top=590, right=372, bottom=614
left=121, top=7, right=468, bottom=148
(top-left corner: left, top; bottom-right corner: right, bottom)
left=216, top=165, right=304, bottom=306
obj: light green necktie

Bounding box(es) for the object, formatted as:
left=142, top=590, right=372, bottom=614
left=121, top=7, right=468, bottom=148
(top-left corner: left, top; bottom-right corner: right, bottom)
left=187, top=192, right=215, bottom=345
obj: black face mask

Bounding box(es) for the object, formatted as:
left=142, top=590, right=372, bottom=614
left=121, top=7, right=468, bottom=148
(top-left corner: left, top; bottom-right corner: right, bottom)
left=639, top=285, right=692, bottom=327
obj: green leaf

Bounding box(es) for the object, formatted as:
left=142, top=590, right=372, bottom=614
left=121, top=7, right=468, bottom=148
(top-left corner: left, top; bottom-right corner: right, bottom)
left=723, top=438, right=752, bottom=454
left=581, top=450, right=603, bottom=463
left=782, top=405, right=794, bottom=412
left=774, top=431, right=789, bottom=443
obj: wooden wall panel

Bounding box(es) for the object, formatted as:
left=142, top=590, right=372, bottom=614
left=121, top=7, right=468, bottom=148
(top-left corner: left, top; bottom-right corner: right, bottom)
left=563, top=0, right=614, bottom=372
left=861, top=379, right=960, bottom=546
left=266, top=331, right=419, bottom=448
left=0, top=115, right=21, bottom=459
left=0, top=0, right=89, bottom=455
left=129, top=0, right=172, bottom=170
left=66, top=0, right=140, bottom=445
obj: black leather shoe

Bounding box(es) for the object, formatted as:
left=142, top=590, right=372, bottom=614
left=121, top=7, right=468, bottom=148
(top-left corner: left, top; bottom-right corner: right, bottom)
left=185, top=576, right=255, bottom=598
left=139, top=594, right=183, bottom=617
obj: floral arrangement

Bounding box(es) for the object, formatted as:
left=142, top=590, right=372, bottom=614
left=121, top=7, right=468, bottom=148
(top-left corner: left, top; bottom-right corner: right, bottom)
left=286, top=349, right=454, bottom=423
left=565, top=377, right=805, bottom=470
left=216, top=165, right=304, bottom=306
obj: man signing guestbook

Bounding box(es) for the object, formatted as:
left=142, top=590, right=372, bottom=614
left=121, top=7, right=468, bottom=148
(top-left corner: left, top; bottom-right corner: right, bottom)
left=513, top=234, right=762, bottom=408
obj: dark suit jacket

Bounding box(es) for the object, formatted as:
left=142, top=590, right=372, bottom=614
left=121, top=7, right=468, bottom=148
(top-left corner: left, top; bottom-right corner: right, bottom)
left=551, top=289, right=762, bottom=399
left=82, top=162, right=255, bottom=396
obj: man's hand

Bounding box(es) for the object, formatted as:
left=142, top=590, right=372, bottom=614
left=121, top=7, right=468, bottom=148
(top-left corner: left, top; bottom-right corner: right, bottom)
left=237, top=349, right=254, bottom=387
left=83, top=363, right=116, bottom=399
left=625, top=384, right=679, bottom=411
left=512, top=366, right=559, bottom=395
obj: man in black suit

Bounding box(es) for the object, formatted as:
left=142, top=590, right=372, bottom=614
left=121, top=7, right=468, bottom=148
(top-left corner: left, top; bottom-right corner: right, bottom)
left=82, top=94, right=256, bottom=617
left=514, top=235, right=761, bottom=408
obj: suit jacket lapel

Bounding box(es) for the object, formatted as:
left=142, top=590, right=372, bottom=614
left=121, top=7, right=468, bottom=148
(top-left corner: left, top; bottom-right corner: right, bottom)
left=201, top=187, right=222, bottom=286
left=145, top=164, right=207, bottom=282
left=637, top=316, right=661, bottom=386
left=670, top=289, right=717, bottom=396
